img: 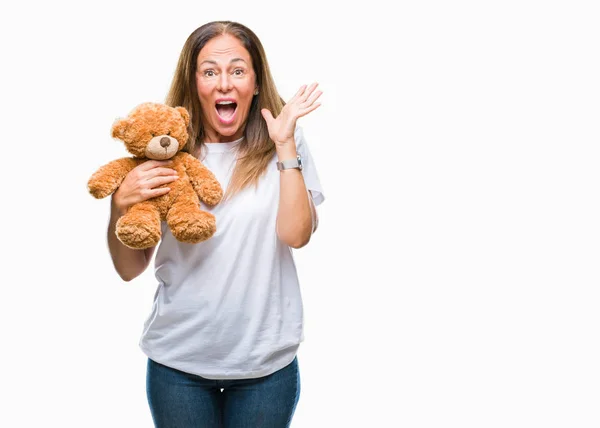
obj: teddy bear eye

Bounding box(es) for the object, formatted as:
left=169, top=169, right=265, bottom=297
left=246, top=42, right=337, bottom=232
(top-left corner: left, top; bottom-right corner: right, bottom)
left=150, top=132, right=156, bottom=137
left=167, top=131, right=171, bottom=136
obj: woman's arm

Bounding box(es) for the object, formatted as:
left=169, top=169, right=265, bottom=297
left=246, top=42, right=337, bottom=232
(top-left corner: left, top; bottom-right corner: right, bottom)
left=107, top=160, right=178, bottom=281
left=261, top=83, right=323, bottom=249
left=108, top=200, right=156, bottom=281
left=276, top=144, right=318, bottom=249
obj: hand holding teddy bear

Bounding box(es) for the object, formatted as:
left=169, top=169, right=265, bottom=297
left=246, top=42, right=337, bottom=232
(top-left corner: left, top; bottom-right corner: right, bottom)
left=88, top=102, right=223, bottom=249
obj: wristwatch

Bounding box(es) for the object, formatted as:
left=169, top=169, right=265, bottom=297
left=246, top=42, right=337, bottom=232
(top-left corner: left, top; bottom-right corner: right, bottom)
left=277, top=155, right=303, bottom=171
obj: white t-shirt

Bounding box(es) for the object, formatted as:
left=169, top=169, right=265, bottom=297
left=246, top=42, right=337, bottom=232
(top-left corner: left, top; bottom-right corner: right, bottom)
left=139, top=126, right=324, bottom=380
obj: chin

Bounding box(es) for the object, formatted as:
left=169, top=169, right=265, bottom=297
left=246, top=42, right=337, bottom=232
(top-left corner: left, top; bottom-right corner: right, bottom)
left=213, top=120, right=241, bottom=134
left=216, top=127, right=239, bottom=138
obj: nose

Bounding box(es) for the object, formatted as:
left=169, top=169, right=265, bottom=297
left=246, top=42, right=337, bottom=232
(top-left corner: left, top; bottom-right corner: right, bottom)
left=160, top=137, right=171, bottom=148
left=217, top=73, right=232, bottom=92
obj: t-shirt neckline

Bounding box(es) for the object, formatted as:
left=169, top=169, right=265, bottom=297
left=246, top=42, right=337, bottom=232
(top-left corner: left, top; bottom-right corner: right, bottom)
left=203, top=136, right=244, bottom=153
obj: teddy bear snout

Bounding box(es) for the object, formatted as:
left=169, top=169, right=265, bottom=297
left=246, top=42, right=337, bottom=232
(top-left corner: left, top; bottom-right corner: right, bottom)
left=145, top=135, right=179, bottom=160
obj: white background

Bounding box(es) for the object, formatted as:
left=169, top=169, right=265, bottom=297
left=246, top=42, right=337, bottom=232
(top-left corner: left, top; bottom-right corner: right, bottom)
left=2, top=0, right=599, bottom=427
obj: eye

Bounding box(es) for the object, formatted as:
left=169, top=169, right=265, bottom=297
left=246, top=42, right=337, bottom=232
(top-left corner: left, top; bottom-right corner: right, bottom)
left=203, top=70, right=215, bottom=77
left=167, top=131, right=171, bottom=136
left=150, top=132, right=156, bottom=137
left=233, top=68, right=244, bottom=76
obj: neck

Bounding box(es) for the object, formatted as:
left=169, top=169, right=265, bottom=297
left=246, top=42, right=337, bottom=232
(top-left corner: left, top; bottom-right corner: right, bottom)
left=203, top=127, right=246, bottom=144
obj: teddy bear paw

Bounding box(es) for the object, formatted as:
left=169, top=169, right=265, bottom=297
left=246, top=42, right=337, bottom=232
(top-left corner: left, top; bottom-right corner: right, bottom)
left=170, top=211, right=217, bottom=244
left=116, top=220, right=161, bottom=249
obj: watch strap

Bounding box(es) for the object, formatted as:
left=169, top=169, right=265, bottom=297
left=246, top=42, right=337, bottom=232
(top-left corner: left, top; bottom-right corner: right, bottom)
left=277, top=155, right=302, bottom=171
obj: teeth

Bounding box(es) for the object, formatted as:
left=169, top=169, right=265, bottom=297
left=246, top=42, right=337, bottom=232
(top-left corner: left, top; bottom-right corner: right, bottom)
left=217, top=101, right=235, bottom=105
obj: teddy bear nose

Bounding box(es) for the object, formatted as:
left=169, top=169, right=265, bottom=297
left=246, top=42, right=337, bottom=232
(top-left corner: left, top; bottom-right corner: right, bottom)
left=160, top=137, right=171, bottom=148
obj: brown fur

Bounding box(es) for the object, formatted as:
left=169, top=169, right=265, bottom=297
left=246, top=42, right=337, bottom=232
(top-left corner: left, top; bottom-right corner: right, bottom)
left=88, top=103, right=223, bottom=249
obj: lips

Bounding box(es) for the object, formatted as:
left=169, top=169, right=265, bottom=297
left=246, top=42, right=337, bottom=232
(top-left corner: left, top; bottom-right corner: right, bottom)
left=215, top=99, right=237, bottom=124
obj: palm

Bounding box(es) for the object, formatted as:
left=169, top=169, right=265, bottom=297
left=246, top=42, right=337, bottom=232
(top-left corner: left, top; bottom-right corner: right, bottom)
left=261, top=83, right=322, bottom=145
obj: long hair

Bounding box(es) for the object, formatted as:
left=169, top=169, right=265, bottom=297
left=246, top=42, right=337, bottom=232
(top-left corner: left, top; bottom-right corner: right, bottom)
left=165, top=21, right=284, bottom=200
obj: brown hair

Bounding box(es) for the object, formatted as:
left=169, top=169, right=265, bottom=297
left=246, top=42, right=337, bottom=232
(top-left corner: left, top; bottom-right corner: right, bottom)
left=165, top=21, right=284, bottom=200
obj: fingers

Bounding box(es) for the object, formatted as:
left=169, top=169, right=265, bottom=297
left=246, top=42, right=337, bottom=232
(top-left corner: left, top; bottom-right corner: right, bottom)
left=140, top=186, right=172, bottom=199
left=119, top=177, right=173, bottom=208
left=135, top=164, right=177, bottom=183
left=144, top=174, right=179, bottom=189
left=304, top=89, right=322, bottom=106
left=290, top=82, right=321, bottom=107
left=149, top=167, right=179, bottom=178
left=297, top=102, right=322, bottom=118
left=139, top=164, right=178, bottom=197
left=290, top=84, right=308, bottom=103
left=117, top=160, right=178, bottom=208
left=261, top=108, right=274, bottom=124
left=287, top=82, right=322, bottom=107
left=297, top=83, right=322, bottom=117
left=138, top=159, right=174, bottom=171
left=299, top=82, right=319, bottom=102
left=263, top=83, right=322, bottom=140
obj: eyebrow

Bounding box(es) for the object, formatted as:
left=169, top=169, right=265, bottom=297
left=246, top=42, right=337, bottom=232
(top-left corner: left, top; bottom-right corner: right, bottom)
left=199, top=58, right=248, bottom=67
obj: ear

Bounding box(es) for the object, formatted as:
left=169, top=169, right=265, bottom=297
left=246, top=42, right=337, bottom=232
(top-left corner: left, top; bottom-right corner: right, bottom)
left=111, top=118, right=131, bottom=140
left=176, top=107, right=190, bottom=127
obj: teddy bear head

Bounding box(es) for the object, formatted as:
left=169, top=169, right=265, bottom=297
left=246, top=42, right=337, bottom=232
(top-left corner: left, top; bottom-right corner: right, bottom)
left=111, top=102, right=190, bottom=160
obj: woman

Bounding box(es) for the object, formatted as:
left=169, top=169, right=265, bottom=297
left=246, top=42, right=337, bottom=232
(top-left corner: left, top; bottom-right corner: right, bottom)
left=107, top=21, right=325, bottom=427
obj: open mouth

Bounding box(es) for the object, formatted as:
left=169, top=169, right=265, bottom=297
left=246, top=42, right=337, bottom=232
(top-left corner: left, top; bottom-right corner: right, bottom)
left=215, top=100, right=237, bottom=124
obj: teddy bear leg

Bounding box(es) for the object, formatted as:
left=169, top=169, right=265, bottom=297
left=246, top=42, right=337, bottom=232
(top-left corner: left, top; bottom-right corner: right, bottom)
left=166, top=187, right=217, bottom=244
left=116, top=202, right=162, bottom=249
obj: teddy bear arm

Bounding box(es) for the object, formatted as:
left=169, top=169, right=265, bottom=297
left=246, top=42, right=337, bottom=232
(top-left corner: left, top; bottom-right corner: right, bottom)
left=183, top=153, right=223, bottom=206
left=88, top=157, right=140, bottom=199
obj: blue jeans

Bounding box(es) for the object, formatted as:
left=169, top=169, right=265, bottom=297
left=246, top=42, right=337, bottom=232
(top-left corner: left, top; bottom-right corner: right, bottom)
left=146, top=357, right=301, bottom=428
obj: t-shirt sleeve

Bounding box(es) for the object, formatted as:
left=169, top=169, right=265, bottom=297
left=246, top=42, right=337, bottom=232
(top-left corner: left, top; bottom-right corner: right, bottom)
left=294, top=126, right=325, bottom=206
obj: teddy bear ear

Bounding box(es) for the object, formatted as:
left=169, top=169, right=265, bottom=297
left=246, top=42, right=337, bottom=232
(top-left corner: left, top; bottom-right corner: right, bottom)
left=111, top=118, right=131, bottom=140
left=176, top=107, right=190, bottom=127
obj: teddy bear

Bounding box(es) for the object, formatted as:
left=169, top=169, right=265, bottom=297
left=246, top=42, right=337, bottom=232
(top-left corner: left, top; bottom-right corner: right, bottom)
left=88, top=102, right=223, bottom=249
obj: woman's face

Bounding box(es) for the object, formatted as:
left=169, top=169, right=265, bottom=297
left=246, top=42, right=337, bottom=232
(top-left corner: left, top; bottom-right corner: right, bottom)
left=196, top=34, right=258, bottom=143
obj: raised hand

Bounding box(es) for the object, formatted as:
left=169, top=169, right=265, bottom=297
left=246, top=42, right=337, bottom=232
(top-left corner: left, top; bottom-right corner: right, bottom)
left=261, top=82, right=322, bottom=147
